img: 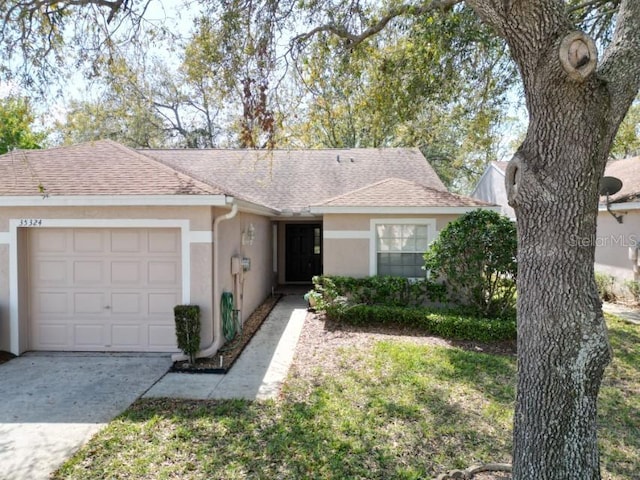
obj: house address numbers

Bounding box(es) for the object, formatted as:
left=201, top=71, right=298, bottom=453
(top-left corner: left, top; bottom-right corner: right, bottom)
left=18, top=219, right=43, bottom=227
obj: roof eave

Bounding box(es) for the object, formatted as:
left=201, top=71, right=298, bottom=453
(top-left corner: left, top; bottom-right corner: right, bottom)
left=309, top=205, right=499, bottom=215
left=0, top=194, right=230, bottom=207
left=234, top=198, right=281, bottom=216
left=599, top=201, right=640, bottom=212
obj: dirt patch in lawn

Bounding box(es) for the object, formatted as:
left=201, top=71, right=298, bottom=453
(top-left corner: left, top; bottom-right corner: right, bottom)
left=171, top=294, right=282, bottom=373
left=288, top=310, right=516, bottom=388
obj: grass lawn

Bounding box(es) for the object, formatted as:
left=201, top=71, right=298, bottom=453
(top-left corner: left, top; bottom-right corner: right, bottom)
left=53, top=315, right=638, bottom=480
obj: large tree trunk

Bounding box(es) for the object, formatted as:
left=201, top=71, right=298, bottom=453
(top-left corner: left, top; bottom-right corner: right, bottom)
left=467, top=1, right=640, bottom=479
left=507, top=66, right=613, bottom=480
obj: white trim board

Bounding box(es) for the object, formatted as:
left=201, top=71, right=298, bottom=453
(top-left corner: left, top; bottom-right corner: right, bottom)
left=7, top=218, right=202, bottom=355
left=189, top=230, right=213, bottom=243
left=323, top=230, right=370, bottom=240
left=599, top=202, right=640, bottom=212
left=0, top=195, right=229, bottom=207
left=311, top=206, right=499, bottom=215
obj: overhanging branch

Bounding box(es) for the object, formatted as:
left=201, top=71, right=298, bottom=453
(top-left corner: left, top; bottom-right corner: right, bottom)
left=291, top=0, right=462, bottom=49
left=598, top=0, right=640, bottom=124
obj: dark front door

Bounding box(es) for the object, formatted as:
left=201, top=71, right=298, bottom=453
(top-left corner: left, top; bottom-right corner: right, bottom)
left=285, top=224, right=322, bottom=282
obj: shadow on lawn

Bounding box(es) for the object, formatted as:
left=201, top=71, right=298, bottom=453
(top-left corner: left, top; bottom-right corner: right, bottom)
left=118, top=391, right=508, bottom=479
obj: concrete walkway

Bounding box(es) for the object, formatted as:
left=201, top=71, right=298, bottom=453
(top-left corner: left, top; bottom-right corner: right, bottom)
left=145, top=294, right=308, bottom=401
left=603, top=302, right=640, bottom=325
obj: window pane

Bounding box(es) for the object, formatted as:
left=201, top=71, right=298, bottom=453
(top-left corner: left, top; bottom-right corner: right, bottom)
left=376, top=224, right=431, bottom=277
left=377, top=252, right=425, bottom=278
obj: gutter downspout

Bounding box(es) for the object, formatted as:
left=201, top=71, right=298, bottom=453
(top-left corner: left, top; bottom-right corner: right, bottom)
left=171, top=198, right=238, bottom=362
left=198, top=199, right=238, bottom=358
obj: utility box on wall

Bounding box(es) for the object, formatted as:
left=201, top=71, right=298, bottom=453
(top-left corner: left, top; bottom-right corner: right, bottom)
left=241, top=257, right=251, bottom=272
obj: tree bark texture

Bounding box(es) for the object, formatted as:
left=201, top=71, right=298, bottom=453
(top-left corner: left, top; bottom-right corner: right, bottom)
left=466, top=1, right=640, bottom=479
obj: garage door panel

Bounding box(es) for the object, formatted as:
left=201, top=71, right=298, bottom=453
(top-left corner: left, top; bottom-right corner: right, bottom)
left=73, top=230, right=104, bottom=252
left=35, top=260, right=67, bottom=283
left=111, top=261, right=140, bottom=284
left=29, top=228, right=181, bottom=352
left=148, top=230, right=179, bottom=253
left=111, top=293, right=142, bottom=314
left=37, top=324, right=68, bottom=347
left=149, top=325, right=177, bottom=347
left=110, top=230, right=141, bottom=252
left=73, top=260, right=104, bottom=284
left=73, top=292, right=107, bottom=314
left=148, top=292, right=178, bottom=314
left=148, top=261, right=178, bottom=285
left=36, top=292, right=69, bottom=314
left=74, top=324, right=105, bottom=347
left=111, top=325, right=141, bottom=347
left=34, top=230, right=67, bottom=252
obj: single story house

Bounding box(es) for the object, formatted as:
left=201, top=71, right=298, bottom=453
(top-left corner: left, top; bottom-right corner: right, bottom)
left=470, top=161, right=515, bottom=219
left=472, top=156, right=640, bottom=286
left=594, top=155, right=640, bottom=284
left=0, top=140, right=495, bottom=357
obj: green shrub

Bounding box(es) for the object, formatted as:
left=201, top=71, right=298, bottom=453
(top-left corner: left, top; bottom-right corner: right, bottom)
left=174, top=305, right=201, bottom=363
left=324, top=304, right=516, bottom=342
left=624, top=279, right=640, bottom=304
left=595, top=272, right=617, bottom=302
left=424, top=209, right=516, bottom=318
left=312, top=275, right=447, bottom=308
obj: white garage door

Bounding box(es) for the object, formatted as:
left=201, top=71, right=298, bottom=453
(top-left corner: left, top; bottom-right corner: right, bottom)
left=28, top=228, right=182, bottom=352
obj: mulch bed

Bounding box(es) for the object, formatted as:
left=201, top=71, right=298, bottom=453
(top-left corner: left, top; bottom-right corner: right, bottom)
left=171, top=294, right=282, bottom=373
left=0, top=350, right=15, bottom=365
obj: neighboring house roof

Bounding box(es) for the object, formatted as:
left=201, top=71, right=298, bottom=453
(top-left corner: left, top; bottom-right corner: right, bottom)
left=315, top=178, right=490, bottom=208
left=470, top=161, right=507, bottom=197
left=0, top=140, right=221, bottom=196
left=140, top=147, right=446, bottom=211
left=603, top=156, right=640, bottom=203
left=492, top=161, right=509, bottom=173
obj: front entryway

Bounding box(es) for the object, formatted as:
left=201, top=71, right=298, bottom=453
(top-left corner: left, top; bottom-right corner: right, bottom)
left=27, top=228, right=181, bottom=352
left=285, top=223, right=322, bottom=282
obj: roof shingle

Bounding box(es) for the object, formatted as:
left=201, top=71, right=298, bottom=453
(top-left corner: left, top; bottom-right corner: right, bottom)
left=140, top=147, right=446, bottom=210
left=0, top=140, right=222, bottom=196
left=603, top=156, right=640, bottom=203
left=315, top=178, right=492, bottom=207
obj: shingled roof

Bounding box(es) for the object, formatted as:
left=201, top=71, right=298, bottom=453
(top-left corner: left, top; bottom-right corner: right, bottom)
left=603, top=156, right=640, bottom=203
left=140, top=147, right=446, bottom=210
left=0, top=140, right=222, bottom=197
left=314, top=178, right=490, bottom=208
left=0, top=141, right=494, bottom=212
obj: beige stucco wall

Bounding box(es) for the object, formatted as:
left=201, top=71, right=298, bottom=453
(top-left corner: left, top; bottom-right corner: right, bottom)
left=323, top=238, right=370, bottom=277
left=0, top=244, right=8, bottom=352
left=594, top=209, right=640, bottom=283
left=322, top=213, right=465, bottom=278
left=0, top=205, right=216, bottom=353
left=0, top=205, right=213, bottom=231
left=214, top=210, right=274, bottom=331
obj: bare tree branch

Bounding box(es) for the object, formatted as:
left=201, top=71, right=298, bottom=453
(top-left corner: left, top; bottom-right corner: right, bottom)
left=290, top=0, right=462, bottom=50
left=3, top=0, right=128, bottom=24
left=598, top=0, right=640, bottom=127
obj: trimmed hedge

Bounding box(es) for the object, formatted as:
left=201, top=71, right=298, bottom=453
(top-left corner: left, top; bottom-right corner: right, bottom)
left=313, top=275, right=447, bottom=307
left=325, top=304, right=516, bottom=342
left=174, top=305, right=201, bottom=363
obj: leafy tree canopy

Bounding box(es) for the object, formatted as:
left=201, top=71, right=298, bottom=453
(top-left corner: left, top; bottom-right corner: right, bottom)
left=0, top=96, right=45, bottom=154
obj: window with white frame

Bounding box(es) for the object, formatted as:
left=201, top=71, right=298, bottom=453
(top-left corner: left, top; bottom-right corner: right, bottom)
left=373, top=221, right=433, bottom=278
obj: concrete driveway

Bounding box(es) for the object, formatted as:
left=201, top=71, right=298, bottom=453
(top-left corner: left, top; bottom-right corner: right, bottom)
left=0, top=352, right=171, bottom=480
